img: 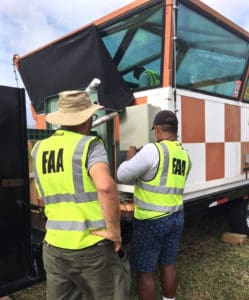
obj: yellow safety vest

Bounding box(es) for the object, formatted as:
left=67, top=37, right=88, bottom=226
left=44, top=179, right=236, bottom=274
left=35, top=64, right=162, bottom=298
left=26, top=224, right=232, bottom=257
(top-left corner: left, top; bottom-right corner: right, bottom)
left=144, top=69, right=160, bottom=85
left=31, top=130, right=105, bottom=249
left=134, top=140, right=190, bottom=220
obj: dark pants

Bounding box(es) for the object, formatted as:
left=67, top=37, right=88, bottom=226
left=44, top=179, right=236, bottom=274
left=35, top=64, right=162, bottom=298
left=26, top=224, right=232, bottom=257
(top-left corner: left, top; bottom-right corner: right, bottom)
left=43, top=240, right=131, bottom=300
left=131, top=211, right=184, bottom=272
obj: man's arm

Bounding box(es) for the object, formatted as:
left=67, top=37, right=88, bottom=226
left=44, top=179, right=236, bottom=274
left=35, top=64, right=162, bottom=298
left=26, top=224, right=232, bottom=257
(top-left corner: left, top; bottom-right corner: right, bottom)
left=117, top=143, right=159, bottom=183
left=90, top=162, right=121, bottom=252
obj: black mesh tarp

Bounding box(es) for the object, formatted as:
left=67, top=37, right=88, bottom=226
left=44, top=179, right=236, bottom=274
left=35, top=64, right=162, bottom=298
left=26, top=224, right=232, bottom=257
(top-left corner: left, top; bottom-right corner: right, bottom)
left=18, top=25, right=133, bottom=114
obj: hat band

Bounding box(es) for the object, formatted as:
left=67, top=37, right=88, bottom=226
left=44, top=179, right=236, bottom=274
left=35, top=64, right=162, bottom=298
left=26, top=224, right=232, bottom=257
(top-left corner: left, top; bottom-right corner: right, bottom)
left=59, top=103, right=91, bottom=113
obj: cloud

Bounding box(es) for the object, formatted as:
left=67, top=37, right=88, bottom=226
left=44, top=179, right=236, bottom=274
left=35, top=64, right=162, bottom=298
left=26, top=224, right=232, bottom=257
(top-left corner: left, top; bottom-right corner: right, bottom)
left=0, top=0, right=248, bottom=126
left=0, top=0, right=134, bottom=83
left=1, top=0, right=134, bottom=56
left=0, top=0, right=133, bottom=125
left=202, top=0, right=249, bottom=30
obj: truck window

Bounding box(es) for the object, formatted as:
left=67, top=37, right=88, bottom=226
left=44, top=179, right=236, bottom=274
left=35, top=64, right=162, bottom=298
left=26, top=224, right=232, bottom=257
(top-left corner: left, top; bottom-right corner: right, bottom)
left=176, top=2, right=249, bottom=99
left=99, top=3, right=164, bottom=90
left=244, top=78, right=249, bottom=101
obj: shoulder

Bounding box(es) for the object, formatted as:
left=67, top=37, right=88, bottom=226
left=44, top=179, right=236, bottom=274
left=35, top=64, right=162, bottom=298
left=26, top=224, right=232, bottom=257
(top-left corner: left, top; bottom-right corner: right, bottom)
left=87, top=137, right=109, bottom=169
left=138, top=143, right=159, bottom=163
left=141, top=143, right=158, bottom=152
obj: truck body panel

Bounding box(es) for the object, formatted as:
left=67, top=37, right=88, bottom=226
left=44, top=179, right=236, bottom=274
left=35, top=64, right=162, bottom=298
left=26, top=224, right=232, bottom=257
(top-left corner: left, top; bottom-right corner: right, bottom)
left=2, top=1, right=248, bottom=295
left=0, top=86, right=44, bottom=297
left=14, top=0, right=249, bottom=213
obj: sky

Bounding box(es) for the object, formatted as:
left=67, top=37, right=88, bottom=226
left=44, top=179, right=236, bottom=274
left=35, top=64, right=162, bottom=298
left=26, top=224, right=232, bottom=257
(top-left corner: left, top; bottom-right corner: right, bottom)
left=1, top=0, right=249, bottom=126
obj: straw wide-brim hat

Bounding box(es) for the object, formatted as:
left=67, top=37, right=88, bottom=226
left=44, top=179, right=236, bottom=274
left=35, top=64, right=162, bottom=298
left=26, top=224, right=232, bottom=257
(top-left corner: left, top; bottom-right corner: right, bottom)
left=46, top=90, right=103, bottom=126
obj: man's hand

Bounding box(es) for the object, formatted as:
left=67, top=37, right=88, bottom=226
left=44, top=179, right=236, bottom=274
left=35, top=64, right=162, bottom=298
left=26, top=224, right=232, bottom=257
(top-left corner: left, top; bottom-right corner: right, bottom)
left=126, top=146, right=138, bottom=160
left=91, top=229, right=122, bottom=252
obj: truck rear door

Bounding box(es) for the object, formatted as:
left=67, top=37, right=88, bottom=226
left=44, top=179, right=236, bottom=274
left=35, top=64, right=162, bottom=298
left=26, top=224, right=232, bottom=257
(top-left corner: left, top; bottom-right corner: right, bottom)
left=0, top=86, right=41, bottom=297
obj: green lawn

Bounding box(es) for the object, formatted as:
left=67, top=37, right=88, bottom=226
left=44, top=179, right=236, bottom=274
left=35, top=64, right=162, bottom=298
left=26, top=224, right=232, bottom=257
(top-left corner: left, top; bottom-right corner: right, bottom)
left=12, top=207, right=249, bottom=300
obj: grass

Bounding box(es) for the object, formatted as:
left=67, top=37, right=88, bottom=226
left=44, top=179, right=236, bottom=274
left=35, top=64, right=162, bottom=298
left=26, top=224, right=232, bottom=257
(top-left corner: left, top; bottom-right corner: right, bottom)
left=11, top=207, right=249, bottom=300
left=176, top=208, right=249, bottom=300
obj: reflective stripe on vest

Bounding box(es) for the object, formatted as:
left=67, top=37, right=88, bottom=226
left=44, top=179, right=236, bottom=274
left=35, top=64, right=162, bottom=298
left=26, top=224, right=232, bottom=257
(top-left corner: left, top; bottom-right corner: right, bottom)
left=135, top=198, right=183, bottom=213
left=134, top=141, right=189, bottom=219
left=46, top=219, right=105, bottom=231
left=32, top=131, right=105, bottom=249
left=136, top=181, right=184, bottom=195
left=32, top=135, right=98, bottom=205
left=144, top=69, right=160, bottom=85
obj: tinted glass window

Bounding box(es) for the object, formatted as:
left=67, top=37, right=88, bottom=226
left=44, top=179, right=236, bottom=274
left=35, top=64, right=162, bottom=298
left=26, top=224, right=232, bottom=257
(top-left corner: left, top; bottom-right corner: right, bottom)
left=244, top=78, right=249, bottom=101
left=176, top=3, right=249, bottom=98
left=100, top=4, right=164, bottom=90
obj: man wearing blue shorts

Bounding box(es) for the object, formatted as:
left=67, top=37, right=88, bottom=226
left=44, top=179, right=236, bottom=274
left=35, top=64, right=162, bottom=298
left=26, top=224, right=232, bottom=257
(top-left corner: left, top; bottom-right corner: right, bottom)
left=117, top=110, right=191, bottom=300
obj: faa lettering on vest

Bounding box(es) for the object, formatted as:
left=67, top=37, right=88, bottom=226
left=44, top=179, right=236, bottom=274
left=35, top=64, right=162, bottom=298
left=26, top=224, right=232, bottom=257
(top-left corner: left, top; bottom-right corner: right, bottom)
left=42, top=148, right=64, bottom=174
left=133, top=140, right=190, bottom=220
left=31, top=131, right=106, bottom=249
left=172, top=158, right=186, bottom=176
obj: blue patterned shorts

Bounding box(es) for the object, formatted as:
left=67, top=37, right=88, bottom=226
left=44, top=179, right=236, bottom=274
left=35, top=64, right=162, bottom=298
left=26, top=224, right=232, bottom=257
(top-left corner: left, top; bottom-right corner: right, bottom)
left=130, top=210, right=184, bottom=272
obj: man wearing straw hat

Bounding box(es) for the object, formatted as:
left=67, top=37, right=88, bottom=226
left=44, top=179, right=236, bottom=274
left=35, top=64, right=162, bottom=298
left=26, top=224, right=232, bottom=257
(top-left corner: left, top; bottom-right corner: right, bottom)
left=31, top=90, right=130, bottom=300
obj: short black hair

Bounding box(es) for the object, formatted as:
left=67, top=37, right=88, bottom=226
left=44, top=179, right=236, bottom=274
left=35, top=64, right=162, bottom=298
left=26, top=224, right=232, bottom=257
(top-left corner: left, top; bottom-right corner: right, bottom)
left=153, top=110, right=178, bottom=126
left=134, top=66, right=145, bottom=80
left=159, top=123, right=178, bottom=135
